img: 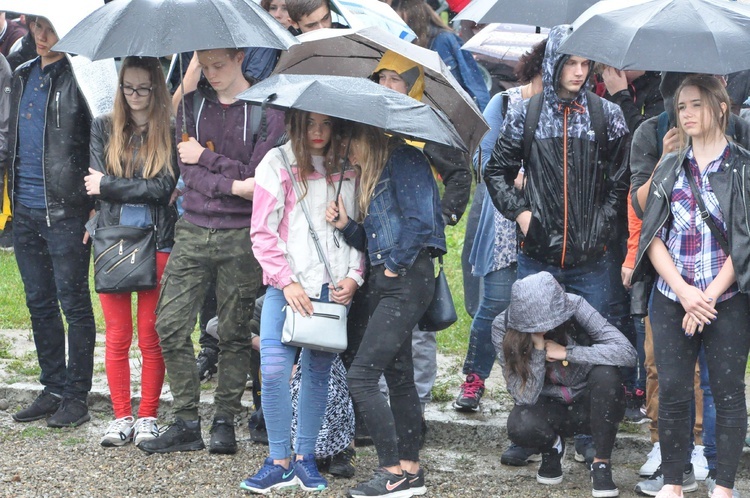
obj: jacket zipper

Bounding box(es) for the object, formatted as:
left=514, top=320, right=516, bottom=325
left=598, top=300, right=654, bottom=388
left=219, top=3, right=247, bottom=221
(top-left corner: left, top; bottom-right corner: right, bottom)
left=9, top=75, right=25, bottom=212
left=55, top=91, right=60, bottom=128
left=106, top=248, right=139, bottom=274
left=561, top=106, right=569, bottom=268
left=94, top=239, right=124, bottom=266
left=740, top=164, right=750, bottom=236
left=41, top=79, right=53, bottom=226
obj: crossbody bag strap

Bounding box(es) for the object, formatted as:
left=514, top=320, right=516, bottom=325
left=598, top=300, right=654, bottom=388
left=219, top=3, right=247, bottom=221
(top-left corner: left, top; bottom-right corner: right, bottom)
left=278, top=147, right=341, bottom=289
left=682, top=162, right=730, bottom=255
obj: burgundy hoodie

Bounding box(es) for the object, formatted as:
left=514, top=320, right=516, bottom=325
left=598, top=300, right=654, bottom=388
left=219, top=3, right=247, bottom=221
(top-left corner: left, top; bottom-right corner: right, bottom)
left=176, top=79, right=285, bottom=229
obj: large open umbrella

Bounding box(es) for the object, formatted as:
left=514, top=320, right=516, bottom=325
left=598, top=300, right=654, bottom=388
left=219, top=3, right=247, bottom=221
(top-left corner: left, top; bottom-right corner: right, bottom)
left=53, top=0, right=299, bottom=59
left=331, top=0, right=416, bottom=42
left=462, top=24, right=549, bottom=62
left=454, top=0, right=598, bottom=27
left=558, top=0, right=750, bottom=74
left=272, top=26, right=487, bottom=154
left=237, top=74, right=467, bottom=151
left=0, top=0, right=117, bottom=117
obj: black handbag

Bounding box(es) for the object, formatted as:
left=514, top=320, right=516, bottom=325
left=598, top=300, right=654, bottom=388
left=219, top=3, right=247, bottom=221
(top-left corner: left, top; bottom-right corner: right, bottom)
left=93, top=224, right=157, bottom=294
left=418, top=256, right=458, bottom=331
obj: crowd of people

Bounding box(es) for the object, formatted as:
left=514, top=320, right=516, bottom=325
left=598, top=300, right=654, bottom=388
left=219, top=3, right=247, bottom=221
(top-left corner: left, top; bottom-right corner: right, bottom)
left=1, top=1, right=750, bottom=498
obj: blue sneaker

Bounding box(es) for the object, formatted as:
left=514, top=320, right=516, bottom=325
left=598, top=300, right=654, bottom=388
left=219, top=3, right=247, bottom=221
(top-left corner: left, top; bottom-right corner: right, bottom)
left=294, top=454, right=328, bottom=492
left=240, top=457, right=297, bottom=494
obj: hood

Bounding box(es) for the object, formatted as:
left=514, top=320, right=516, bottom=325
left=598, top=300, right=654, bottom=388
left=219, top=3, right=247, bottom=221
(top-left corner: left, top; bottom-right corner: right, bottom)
left=542, top=24, right=586, bottom=107
left=660, top=71, right=691, bottom=126
left=370, top=50, right=425, bottom=102
left=506, top=272, right=580, bottom=333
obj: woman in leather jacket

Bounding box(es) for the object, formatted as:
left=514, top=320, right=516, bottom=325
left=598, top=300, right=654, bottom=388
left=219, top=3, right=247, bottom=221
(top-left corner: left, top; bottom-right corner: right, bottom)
left=84, top=56, right=178, bottom=449
left=632, top=75, right=750, bottom=498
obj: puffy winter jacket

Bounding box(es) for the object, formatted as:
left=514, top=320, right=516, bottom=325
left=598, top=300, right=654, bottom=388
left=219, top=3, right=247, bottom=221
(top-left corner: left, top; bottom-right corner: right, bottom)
left=484, top=25, right=630, bottom=268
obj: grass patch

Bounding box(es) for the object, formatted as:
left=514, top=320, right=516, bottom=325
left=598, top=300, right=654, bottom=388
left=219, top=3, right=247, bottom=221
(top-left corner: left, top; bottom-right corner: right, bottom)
left=0, top=336, right=13, bottom=359
left=430, top=379, right=458, bottom=403
left=62, top=437, right=86, bottom=446
left=7, top=352, right=41, bottom=376
left=20, top=426, right=51, bottom=439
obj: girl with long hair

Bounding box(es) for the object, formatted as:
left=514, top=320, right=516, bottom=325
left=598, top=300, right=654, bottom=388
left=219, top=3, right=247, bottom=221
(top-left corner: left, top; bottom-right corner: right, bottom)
left=495, top=271, right=635, bottom=497
left=633, top=74, right=750, bottom=498
left=244, top=110, right=364, bottom=494
left=327, top=122, right=446, bottom=497
left=84, top=56, right=178, bottom=447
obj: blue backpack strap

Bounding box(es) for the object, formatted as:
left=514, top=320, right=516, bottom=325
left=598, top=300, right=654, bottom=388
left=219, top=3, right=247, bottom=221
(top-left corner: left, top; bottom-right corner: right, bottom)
left=656, top=111, right=670, bottom=157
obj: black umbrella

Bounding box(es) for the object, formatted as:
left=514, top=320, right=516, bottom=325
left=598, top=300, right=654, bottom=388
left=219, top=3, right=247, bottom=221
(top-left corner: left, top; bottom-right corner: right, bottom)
left=454, top=0, right=598, bottom=27
left=558, top=0, right=750, bottom=74
left=236, top=74, right=468, bottom=151
left=52, top=0, right=299, bottom=59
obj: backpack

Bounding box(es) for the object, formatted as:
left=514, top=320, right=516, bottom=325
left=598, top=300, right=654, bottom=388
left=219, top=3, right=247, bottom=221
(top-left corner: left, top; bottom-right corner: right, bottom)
left=522, top=90, right=608, bottom=165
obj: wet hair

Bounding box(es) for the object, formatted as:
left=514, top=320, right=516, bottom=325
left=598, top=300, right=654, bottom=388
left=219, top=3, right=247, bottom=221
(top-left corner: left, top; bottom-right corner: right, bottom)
left=286, top=0, right=328, bottom=23
left=502, top=319, right=574, bottom=392
left=514, top=39, right=547, bottom=84
left=260, top=0, right=273, bottom=10
left=674, top=74, right=730, bottom=150
left=106, top=56, right=174, bottom=179
left=286, top=109, right=343, bottom=198
left=390, top=0, right=451, bottom=49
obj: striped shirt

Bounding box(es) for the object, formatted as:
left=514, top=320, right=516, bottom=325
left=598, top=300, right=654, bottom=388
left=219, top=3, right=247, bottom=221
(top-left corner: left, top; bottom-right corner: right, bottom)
left=656, top=145, right=738, bottom=303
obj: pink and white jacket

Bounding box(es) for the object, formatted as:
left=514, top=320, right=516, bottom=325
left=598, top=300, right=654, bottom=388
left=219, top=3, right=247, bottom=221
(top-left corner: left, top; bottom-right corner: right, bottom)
left=250, top=141, right=365, bottom=299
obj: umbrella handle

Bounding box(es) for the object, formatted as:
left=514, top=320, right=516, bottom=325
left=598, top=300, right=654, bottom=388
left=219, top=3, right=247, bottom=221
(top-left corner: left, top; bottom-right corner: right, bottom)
left=181, top=132, right=215, bottom=152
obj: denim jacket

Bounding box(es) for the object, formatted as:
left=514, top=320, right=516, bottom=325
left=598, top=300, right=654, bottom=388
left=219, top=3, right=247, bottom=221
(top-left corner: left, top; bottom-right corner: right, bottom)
left=363, top=144, right=447, bottom=274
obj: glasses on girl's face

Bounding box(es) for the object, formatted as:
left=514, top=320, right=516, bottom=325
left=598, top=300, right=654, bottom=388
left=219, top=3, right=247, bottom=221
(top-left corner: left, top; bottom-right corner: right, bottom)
left=121, top=86, right=153, bottom=97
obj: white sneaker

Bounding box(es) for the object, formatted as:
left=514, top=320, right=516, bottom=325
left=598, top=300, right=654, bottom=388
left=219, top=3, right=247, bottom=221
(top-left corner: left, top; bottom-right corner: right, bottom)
left=101, top=416, right=135, bottom=447
left=691, top=445, right=708, bottom=481
left=133, top=417, right=159, bottom=446
left=640, top=442, right=662, bottom=477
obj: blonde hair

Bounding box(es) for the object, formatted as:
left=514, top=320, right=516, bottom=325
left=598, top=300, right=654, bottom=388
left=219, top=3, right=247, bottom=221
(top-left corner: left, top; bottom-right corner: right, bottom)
left=350, top=123, right=393, bottom=218
left=106, top=57, right=174, bottom=179
left=674, top=74, right=730, bottom=150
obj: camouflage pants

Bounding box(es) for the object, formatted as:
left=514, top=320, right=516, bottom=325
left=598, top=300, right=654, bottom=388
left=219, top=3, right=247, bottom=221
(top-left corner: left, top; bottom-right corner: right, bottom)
left=156, top=218, right=261, bottom=420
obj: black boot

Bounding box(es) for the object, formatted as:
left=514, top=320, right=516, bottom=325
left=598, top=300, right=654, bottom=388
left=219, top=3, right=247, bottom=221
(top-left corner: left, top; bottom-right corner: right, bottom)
left=209, top=415, right=237, bottom=454
left=138, top=417, right=205, bottom=454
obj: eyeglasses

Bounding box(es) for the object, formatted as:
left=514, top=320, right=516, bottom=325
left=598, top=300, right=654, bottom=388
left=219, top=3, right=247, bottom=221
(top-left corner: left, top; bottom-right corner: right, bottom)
left=121, top=86, right=153, bottom=97
left=29, top=21, right=56, bottom=38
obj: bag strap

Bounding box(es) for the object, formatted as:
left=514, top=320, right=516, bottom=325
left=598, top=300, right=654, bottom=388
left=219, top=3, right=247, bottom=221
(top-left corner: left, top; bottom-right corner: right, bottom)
left=681, top=161, right=730, bottom=255
left=522, top=92, right=544, bottom=166
left=278, top=147, right=341, bottom=289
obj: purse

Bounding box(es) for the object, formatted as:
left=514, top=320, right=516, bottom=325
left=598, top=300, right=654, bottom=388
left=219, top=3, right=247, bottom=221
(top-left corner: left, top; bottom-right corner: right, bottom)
left=277, top=147, right=348, bottom=353
left=418, top=256, right=458, bottom=331
left=93, top=224, right=157, bottom=294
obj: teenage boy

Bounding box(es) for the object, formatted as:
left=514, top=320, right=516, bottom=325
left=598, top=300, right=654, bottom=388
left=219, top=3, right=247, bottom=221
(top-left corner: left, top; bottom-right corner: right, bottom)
left=8, top=16, right=96, bottom=428
left=139, top=47, right=284, bottom=455
left=286, top=0, right=347, bottom=34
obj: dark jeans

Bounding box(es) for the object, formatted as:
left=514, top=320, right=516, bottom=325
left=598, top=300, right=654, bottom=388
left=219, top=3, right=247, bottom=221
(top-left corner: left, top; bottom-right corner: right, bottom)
left=12, top=204, right=96, bottom=400
left=605, top=243, right=637, bottom=389
left=347, top=251, right=434, bottom=467
left=651, top=290, right=750, bottom=489
left=506, top=365, right=626, bottom=460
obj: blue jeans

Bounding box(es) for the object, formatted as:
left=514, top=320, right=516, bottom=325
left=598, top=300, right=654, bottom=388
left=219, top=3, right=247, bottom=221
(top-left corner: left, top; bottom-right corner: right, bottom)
left=12, top=204, right=96, bottom=400
left=461, top=183, right=485, bottom=318
left=462, top=263, right=517, bottom=379
left=605, top=244, right=637, bottom=389
left=516, top=253, right=609, bottom=315
left=260, top=285, right=336, bottom=460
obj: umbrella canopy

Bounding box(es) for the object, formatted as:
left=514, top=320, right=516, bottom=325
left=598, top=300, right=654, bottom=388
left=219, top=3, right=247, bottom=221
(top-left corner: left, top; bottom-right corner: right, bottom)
left=558, top=0, right=750, bottom=74
left=0, top=0, right=102, bottom=39
left=454, top=0, right=598, bottom=26
left=330, top=0, right=416, bottom=42
left=272, top=26, right=487, bottom=153
left=237, top=74, right=468, bottom=151
left=53, top=0, right=299, bottom=60
left=462, top=23, right=549, bottom=62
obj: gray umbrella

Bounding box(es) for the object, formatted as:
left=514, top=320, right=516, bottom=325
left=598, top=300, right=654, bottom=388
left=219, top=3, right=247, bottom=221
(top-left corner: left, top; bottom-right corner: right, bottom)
left=558, top=0, right=750, bottom=74
left=236, top=74, right=467, bottom=151
left=52, top=0, right=299, bottom=59
left=272, top=26, right=487, bottom=154
left=454, top=0, right=598, bottom=26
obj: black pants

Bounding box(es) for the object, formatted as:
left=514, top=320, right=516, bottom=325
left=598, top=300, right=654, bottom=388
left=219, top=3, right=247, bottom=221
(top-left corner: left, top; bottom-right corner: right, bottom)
left=347, top=252, right=434, bottom=467
left=651, top=290, right=750, bottom=488
left=506, top=365, right=625, bottom=460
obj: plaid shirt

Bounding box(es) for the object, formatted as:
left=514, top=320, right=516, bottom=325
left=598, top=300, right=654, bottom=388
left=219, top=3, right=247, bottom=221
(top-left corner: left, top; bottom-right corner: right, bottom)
left=656, top=146, right=738, bottom=303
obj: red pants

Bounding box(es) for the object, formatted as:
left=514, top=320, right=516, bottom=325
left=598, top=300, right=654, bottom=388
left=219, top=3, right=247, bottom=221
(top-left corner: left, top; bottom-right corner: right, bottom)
left=99, top=251, right=169, bottom=419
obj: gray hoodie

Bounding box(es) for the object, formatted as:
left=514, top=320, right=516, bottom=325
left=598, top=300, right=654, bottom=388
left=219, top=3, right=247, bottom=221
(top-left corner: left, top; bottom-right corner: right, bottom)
left=492, top=272, right=636, bottom=406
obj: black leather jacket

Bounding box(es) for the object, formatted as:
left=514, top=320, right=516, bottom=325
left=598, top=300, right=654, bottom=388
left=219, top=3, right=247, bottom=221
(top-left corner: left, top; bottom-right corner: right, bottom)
left=632, top=142, right=750, bottom=294
left=8, top=56, right=93, bottom=223
left=89, top=115, right=179, bottom=250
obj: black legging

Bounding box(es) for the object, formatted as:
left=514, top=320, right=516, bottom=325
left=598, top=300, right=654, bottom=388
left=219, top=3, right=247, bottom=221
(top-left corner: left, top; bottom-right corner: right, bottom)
left=651, top=290, right=750, bottom=489
left=506, top=365, right=626, bottom=460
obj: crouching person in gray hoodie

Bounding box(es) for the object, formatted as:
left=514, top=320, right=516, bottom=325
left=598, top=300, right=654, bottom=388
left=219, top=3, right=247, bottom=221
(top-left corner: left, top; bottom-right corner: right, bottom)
left=493, top=272, right=636, bottom=498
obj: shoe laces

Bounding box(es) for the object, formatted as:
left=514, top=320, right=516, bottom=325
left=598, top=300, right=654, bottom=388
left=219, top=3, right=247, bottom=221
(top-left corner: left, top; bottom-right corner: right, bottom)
left=460, top=374, right=485, bottom=398
left=134, top=417, right=158, bottom=437
left=105, top=416, right=134, bottom=439
left=296, top=456, right=321, bottom=476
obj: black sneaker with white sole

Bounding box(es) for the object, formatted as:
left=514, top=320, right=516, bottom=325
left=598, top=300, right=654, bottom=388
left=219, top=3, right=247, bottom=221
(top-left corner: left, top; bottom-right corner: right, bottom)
left=501, top=444, right=542, bottom=466
left=537, top=439, right=565, bottom=485
left=591, top=461, right=619, bottom=497
left=348, top=468, right=411, bottom=497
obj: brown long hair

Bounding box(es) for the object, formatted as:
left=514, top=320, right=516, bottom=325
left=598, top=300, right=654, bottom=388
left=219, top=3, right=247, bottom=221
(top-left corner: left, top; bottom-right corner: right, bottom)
left=502, top=319, right=573, bottom=391
left=674, top=74, right=730, bottom=151
left=348, top=123, right=395, bottom=219
left=391, top=0, right=451, bottom=49
left=106, top=56, right=174, bottom=179
left=286, top=110, right=343, bottom=198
